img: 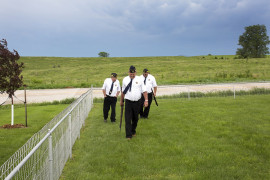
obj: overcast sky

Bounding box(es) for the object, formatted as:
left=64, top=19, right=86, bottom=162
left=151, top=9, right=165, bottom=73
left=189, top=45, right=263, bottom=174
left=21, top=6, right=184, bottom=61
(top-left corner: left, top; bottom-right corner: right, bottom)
left=1, top=0, right=270, bottom=57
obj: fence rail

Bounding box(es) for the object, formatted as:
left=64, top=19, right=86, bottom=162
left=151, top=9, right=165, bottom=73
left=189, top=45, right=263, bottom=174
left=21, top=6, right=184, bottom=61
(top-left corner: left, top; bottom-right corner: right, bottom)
left=0, top=87, right=94, bottom=180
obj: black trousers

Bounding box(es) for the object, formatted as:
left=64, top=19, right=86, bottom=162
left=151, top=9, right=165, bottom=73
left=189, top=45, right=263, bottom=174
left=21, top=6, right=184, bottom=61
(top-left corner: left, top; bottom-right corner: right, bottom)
left=125, top=99, right=140, bottom=138
left=139, top=93, right=153, bottom=118
left=103, top=96, right=117, bottom=122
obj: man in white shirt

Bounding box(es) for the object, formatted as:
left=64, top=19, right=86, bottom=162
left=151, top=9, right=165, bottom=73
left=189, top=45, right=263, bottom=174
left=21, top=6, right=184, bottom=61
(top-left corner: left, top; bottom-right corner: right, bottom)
left=102, top=73, right=121, bottom=123
left=139, top=68, right=157, bottom=119
left=120, top=66, right=148, bottom=140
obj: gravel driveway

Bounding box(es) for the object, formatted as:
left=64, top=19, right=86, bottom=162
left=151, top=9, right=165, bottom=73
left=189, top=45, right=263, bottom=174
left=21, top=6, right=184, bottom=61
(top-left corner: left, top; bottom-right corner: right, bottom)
left=1, top=82, right=270, bottom=104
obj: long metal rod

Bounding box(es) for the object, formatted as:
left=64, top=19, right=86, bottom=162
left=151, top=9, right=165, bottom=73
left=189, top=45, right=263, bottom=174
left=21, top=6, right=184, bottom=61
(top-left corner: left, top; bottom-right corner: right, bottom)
left=5, top=88, right=92, bottom=180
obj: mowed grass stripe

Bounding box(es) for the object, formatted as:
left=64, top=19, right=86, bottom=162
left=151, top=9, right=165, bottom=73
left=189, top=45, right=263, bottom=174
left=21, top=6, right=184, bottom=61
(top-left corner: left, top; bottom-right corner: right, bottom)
left=20, top=56, right=270, bottom=89
left=61, top=95, right=270, bottom=179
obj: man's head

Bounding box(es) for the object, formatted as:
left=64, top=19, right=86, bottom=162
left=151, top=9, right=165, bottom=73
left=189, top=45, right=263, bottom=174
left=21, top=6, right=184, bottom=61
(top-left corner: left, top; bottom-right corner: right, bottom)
left=129, top=65, right=136, bottom=79
left=111, top=73, right=117, bottom=82
left=143, top=68, right=149, bottom=77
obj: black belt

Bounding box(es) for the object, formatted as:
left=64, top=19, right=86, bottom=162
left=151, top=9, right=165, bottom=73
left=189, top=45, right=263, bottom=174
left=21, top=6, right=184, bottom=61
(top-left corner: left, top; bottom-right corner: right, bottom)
left=141, top=93, right=152, bottom=95
left=106, top=95, right=116, bottom=98
left=125, top=99, right=139, bottom=103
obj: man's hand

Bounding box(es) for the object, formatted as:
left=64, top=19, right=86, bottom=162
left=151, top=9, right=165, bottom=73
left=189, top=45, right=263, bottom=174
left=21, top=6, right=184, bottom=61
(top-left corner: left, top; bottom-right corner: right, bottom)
left=144, top=101, right=148, bottom=107
left=153, top=92, right=156, bottom=97
left=120, top=101, right=124, bottom=106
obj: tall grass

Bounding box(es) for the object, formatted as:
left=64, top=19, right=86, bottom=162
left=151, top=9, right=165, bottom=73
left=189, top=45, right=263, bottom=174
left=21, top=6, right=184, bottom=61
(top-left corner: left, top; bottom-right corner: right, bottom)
left=19, top=55, right=270, bottom=89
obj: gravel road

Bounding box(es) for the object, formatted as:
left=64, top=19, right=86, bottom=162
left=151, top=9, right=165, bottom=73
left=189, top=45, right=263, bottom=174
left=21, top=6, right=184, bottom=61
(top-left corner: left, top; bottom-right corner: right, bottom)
left=1, top=82, right=270, bottom=104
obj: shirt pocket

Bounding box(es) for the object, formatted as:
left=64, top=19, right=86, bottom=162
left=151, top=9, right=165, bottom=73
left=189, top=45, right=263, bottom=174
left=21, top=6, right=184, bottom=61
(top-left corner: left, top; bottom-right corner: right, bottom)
left=132, top=81, right=141, bottom=90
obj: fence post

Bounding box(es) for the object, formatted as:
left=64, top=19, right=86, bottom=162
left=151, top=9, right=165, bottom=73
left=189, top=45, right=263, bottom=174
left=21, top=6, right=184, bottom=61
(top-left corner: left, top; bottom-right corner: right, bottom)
left=48, top=129, right=53, bottom=180
left=24, top=85, right=28, bottom=127
left=68, top=114, right=72, bottom=159
left=77, top=107, right=80, bottom=139
left=82, top=101, right=86, bottom=126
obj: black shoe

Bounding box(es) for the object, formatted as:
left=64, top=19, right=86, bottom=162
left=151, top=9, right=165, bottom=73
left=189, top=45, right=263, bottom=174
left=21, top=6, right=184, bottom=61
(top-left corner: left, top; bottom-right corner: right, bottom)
left=104, top=119, right=107, bottom=123
left=111, top=121, right=116, bottom=123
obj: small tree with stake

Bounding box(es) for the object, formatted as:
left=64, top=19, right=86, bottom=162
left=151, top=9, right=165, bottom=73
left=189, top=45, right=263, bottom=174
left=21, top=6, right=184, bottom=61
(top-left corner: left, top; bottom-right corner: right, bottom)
left=0, top=39, right=24, bottom=125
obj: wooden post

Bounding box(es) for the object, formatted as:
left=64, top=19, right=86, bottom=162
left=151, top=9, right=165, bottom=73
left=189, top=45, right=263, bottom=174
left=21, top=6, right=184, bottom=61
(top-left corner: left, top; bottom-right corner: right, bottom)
left=24, top=85, right=28, bottom=127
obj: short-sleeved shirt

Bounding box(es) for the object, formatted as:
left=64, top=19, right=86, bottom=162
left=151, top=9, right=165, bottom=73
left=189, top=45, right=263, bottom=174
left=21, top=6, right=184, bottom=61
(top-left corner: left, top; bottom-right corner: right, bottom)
left=140, top=74, right=157, bottom=93
left=122, top=76, right=146, bottom=101
left=102, top=78, right=121, bottom=97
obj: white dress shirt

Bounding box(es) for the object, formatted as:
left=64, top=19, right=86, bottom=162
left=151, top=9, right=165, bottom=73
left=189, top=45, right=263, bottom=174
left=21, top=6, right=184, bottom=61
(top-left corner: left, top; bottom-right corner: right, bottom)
left=122, top=76, right=146, bottom=101
left=102, top=78, right=121, bottom=97
left=140, top=74, right=157, bottom=93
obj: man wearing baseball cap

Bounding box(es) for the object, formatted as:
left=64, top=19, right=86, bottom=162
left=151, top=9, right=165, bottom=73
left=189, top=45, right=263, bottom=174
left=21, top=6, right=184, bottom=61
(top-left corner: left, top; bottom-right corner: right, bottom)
left=120, top=66, right=148, bottom=140
left=139, top=68, right=157, bottom=119
left=102, top=73, right=121, bottom=123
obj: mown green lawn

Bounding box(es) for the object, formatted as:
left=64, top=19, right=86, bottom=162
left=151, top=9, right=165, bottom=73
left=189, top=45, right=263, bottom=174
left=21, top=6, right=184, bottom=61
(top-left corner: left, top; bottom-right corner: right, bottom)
left=0, top=104, right=68, bottom=165
left=20, top=55, right=270, bottom=89
left=61, top=95, right=270, bottom=179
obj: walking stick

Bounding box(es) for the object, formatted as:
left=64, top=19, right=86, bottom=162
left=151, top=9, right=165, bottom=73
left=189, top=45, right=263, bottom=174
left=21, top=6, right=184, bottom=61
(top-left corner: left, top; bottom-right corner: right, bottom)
left=152, top=89, right=158, bottom=106
left=120, top=103, right=124, bottom=131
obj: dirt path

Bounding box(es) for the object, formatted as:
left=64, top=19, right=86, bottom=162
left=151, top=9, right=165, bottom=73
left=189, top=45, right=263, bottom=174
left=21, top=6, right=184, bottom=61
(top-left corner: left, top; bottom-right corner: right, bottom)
left=1, top=82, right=270, bottom=104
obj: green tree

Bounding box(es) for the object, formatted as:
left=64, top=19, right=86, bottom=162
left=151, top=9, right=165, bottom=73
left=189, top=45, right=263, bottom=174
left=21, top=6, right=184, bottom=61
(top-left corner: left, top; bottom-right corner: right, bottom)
left=98, top=52, right=109, bottom=57
left=0, top=39, right=24, bottom=125
left=236, top=24, right=270, bottom=58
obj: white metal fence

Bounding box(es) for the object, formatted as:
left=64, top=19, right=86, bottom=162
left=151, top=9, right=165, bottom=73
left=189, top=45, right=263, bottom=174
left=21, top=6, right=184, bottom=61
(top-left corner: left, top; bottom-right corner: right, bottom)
left=0, top=87, right=94, bottom=180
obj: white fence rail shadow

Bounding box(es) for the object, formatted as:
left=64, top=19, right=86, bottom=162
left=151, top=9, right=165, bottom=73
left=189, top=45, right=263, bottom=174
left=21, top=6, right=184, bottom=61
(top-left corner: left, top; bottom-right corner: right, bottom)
left=0, top=87, right=94, bottom=180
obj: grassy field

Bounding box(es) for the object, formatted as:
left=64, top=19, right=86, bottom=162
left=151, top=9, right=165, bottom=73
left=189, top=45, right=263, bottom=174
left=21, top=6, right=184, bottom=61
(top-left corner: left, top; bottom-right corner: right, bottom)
left=20, top=55, right=270, bottom=89
left=61, top=95, right=270, bottom=179
left=0, top=104, right=68, bottom=165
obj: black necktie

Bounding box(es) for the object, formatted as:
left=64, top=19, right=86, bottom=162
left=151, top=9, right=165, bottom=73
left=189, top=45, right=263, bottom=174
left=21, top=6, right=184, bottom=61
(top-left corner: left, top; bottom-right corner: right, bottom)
left=109, top=81, right=115, bottom=95
left=123, top=79, right=133, bottom=94
left=144, top=77, right=147, bottom=85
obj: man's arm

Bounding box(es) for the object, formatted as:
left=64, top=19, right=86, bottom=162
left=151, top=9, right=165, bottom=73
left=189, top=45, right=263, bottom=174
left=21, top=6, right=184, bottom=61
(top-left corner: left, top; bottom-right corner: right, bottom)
left=102, top=80, right=107, bottom=97
left=152, top=76, right=157, bottom=96
left=116, top=81, right=121, bottom=97
left=141, top=79, right=148, bottom=107
left=116, top=91, right=120, bottom=98
left=102, top=89, right=107, bottom=97
left=153, top=87, right=157, bottom=96
left=120, top=79, right=125, bottom=106
left=143, top=91, right=148, bottom=107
